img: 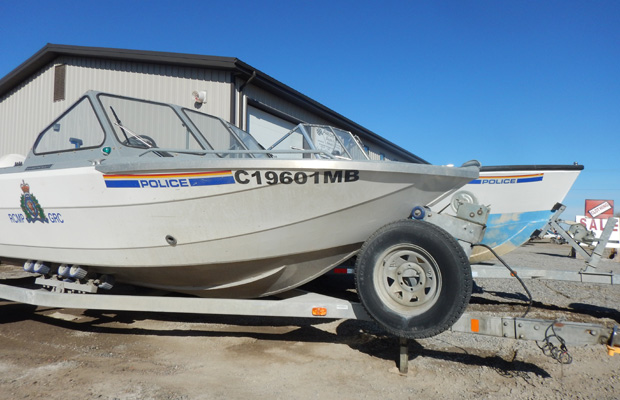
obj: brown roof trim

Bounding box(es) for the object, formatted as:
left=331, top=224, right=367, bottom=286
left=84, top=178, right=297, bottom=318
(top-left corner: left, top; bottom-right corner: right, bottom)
left=0, top=44, right=240, bottom=96
left=0, top=44, right=427, bottom=163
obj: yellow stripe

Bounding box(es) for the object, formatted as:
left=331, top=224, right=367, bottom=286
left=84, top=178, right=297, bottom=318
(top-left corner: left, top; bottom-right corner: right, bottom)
left=104, top=170, right=232, bottom=180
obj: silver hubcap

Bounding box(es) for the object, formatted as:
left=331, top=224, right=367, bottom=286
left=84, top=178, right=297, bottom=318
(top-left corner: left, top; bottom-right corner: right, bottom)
left=374, top=245, right=441, bottom=315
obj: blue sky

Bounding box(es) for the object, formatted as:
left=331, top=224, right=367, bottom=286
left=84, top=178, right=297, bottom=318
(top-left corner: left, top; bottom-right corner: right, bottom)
left=1, top=1, right=618, bottom=220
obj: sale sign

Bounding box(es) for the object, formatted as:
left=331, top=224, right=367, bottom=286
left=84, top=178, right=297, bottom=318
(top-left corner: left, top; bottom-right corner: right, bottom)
left=576, top=216, right=620, bottom=248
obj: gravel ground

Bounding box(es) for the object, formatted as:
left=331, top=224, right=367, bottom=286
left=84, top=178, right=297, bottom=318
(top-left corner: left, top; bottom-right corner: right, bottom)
left=0, top=240, right=619, bottom=400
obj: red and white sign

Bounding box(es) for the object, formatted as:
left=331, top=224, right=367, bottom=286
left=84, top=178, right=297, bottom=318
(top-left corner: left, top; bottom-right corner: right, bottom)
left=576, top=216, right=620, bottom=248
left=586, top=199, right=614, bottom=219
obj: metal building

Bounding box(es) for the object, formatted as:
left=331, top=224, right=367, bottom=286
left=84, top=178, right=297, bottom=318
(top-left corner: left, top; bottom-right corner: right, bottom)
left=0, top=44, right=426, bottom=163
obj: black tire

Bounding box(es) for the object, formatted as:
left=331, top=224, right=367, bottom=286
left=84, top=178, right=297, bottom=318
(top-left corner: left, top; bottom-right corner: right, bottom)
left=355, top=219, right=472, bottom=339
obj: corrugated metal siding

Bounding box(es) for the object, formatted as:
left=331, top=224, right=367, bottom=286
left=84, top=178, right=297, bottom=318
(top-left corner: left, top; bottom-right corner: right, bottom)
left=243, top=86, right=333, bottom=126
left=0, top=56, right=233, bottom=156
left=368, top=150, right=381, bottom=161
left=0, top=63, right=64, bottom=156
left=66, top=56, right=232, bottom=118
left=367, top=148, right=400, bottom=161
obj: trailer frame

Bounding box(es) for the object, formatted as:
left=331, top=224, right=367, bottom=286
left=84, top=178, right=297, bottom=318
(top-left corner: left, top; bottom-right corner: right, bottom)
left=1, top=274, right=618, bottom=374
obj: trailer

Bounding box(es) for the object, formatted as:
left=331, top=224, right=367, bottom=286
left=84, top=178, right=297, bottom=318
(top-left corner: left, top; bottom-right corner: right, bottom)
left=1, top=203, right=618, bottom=373
left=1, top=266, right=618, bottom=374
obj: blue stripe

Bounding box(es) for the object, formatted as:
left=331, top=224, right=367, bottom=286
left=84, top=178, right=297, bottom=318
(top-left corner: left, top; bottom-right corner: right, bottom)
left=105, top=180, right=141, bottom=188
left=189, top=176, right=235, bottom=186
left=516, top=176, right=543, bottom=183
left=469, top=176, right=544, bottom=185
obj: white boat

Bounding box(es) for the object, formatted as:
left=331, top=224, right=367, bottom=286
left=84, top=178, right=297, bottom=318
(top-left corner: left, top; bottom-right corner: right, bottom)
left=0, top=91, right=485, bottom=338
left=430, top=164, right=583, bottom=262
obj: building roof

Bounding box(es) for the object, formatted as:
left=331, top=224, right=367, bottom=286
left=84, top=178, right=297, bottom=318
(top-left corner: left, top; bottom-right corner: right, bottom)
left=0, top=44, right=427, bottom=163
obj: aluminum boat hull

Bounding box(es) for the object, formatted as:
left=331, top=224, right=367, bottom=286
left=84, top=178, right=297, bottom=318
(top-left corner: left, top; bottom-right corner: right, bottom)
left=0, top=158, right=478, bottom=297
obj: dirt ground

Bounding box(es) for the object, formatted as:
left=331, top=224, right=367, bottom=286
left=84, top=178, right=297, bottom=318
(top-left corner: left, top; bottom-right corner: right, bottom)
left=1, top=241, right=619, bottom=400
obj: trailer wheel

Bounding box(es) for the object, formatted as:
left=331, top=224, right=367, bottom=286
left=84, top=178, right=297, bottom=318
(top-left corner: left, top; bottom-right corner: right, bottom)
left=355, top=219, right=472, bottom=339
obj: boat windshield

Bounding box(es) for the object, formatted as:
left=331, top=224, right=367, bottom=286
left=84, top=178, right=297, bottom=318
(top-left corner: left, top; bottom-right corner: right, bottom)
left=100, top=94, right=205, bottom=152
left=33, top=97, right=106, bottom=155
left=32, top=93, right=364, bottom=161
left=183, top=109, right=267, bottom=158
left=99, top=94, right=266, bottom=158
left=268, top=124, right=369, bottom=160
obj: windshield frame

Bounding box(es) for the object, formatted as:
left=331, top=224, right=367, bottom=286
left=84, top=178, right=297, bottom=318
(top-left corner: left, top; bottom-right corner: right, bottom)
left=32, top=96, right=106, bottom=155
left=97, top=93, right=206, bottom=153
left=182, top=108, right=269, bottom=158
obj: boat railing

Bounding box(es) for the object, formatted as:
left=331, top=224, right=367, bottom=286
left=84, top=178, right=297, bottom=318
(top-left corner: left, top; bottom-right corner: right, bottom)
left=267, top=124, right=369, bottom=161
left=137, top=148, right=344, bottom=159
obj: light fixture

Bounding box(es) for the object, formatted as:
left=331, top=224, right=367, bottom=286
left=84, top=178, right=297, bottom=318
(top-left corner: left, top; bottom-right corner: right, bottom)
left=192, top=90, right=207, bottom=104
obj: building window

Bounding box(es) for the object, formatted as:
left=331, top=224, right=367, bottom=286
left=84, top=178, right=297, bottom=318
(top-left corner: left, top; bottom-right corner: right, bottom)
left=380, top=153, right=385, bottom=161
left=53, top=64, right=66, bottom=102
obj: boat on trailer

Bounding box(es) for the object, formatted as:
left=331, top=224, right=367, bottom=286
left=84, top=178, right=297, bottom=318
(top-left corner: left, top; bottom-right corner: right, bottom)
left=430, top=164, right=583, bottom=262
left=0, top=91, right=488, bottom=339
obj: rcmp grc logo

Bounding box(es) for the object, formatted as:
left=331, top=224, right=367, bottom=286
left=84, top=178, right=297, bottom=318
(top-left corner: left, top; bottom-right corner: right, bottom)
left=20, top=180, right=48, bottom=223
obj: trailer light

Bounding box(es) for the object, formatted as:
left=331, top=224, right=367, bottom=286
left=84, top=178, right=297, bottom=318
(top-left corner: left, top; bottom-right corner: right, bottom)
left=312, top=307, right=327, bottom=316
left=471, top=319, right=480, bottom=333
